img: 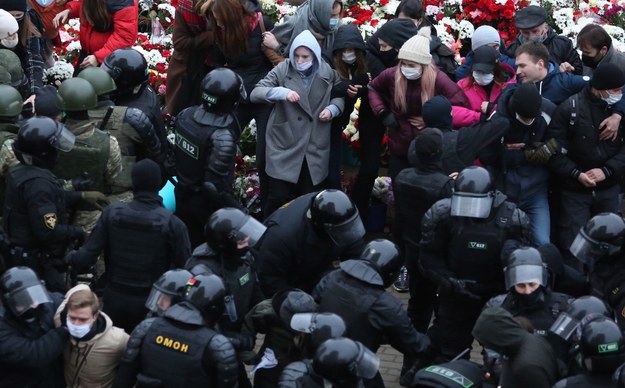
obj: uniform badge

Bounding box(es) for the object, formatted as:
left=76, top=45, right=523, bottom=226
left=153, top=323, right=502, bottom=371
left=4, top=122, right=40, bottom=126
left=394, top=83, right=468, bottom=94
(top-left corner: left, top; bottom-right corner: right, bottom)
left=43, top=213, right=57, bottom=230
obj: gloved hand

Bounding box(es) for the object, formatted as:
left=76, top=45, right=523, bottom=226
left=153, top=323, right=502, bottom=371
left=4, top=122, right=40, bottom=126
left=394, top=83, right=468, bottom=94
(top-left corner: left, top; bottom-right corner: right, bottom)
left=71, top=172, right=95, bottom=191
left=524, top=138, right=559, bottom=165
left=228, top=334, right=256, bottom=350
left=81, top=191, right=110, bottom=210
left=380, top=110, right=398, bottom=130
left=448, top=278, right=481, bottom=300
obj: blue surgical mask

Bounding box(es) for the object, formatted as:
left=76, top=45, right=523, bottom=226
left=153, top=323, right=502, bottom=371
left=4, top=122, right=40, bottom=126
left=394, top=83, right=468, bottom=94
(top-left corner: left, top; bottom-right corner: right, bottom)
left=473, top=71, right=494, bottom=86
left=342, top=51, right=357, bottom=64
left=329, top=18, right=339, bottom=29
left=66, top=318, right=92, bottom=339
left=401, top=66, right=422, bottom=80
left=296, top=60, right=313, bottom=72
left=602, top=93, right=623, bottom=106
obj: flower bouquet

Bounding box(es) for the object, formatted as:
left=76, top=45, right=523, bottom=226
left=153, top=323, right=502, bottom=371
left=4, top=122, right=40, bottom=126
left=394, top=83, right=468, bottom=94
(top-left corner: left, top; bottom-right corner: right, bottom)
left=43, top=61, right=75, bottom=85
left=234, top=155, right=261, bottom=216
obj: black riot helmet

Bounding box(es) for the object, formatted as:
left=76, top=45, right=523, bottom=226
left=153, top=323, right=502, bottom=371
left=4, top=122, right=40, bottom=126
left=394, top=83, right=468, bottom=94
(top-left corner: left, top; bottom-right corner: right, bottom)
left=312, top=338, right=380, bottom=386
left=200, top=68, right=246, bottom=114
left=145, top=269, right=193, bottom=316
left=185, top=274, right=227, bottom=324
left=549, top=295, right=613, bottom=342
left=290, top=312, right=347, bottom=350
left=101, top=48, right=148, bottom=92
left=410, top=359, right=486, bottom=388
left=570, top=212, right=625, bottom=265
left=503, top=247, right=548, bottom=290
left=205, top=207, right=267, bottom=258
left=307, top=189, right=366, bottom=246
left=271, top=288, right=318, bottom=328
left=340, top=239, right=402, bottom=287
left=450, top=166, right=494, bottom=219
left=0, top=267, right=52, bottom=321
left=12, top=117, right=75, bottom=169
left=579, top=316, right=625, bottom=373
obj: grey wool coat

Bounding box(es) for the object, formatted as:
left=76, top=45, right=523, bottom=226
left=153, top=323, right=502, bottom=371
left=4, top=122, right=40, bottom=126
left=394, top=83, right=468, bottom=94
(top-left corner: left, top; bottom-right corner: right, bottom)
left=250, top=30, right=344, bottom=185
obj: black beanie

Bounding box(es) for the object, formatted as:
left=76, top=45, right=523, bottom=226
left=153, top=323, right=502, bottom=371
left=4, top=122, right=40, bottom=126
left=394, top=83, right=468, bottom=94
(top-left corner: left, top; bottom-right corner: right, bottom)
left=132, top=158, right=162, bottom=193
left=376, top=19, right=419, bottom=50
left=414, top=128, right=443, bottom=155
left=591, top=62, right=625, bottom=90
left=511, top=84, right=542, bottom=118
left=35, top=86, right=61, bottom=118
left=0, top=0, right=27, bottom=14
left=422, top=96, right=453, bottom=131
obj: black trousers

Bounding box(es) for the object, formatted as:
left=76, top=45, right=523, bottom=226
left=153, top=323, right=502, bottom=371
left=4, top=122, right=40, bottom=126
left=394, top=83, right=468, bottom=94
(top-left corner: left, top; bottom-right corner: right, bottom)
left=263, top=160, right=324, bottom=219
left=103, top=287, right=150, bottom=334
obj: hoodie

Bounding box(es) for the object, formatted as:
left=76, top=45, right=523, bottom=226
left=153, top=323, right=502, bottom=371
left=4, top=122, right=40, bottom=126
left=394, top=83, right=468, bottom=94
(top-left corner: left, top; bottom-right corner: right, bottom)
left=472, top=307, right=559, bottom=388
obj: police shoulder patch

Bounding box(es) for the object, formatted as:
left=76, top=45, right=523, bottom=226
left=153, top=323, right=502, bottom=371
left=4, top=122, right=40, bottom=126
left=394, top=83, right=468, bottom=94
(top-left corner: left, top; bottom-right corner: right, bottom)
left=43, top=213, right=57, bottom=230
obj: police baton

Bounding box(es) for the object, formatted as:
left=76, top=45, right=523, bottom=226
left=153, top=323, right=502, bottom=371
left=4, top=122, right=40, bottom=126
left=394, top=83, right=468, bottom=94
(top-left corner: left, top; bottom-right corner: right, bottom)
left=450, top=347, right=471, bottom=362
left=99, top=106, right=114, bottom=131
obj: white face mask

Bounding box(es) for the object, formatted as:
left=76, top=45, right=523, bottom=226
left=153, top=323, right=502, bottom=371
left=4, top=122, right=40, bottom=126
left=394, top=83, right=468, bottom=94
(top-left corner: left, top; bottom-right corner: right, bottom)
left=1, top=36, right=18, bottom=49
left=342, top=51, right=357, bottom=64
left=66, top=318, right=92, bottom=339
left=401, top=66, right=422, bottom=80
left=602, top=93, right=623, bottom=106
left=295, top=60, right=313, bottom=72
left=515, top=112, right=535, bottom=126
left=473, top=71, right=494, bottom=86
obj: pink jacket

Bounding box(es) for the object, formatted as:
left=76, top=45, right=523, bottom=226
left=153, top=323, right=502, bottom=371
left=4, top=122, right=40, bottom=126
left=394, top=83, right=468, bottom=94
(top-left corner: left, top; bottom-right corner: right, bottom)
left=452, top=63, right=516, bottom=128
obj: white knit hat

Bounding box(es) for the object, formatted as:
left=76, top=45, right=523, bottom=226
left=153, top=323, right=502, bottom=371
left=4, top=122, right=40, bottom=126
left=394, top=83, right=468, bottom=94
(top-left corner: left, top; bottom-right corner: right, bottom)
left=0, top=10, right=18, bottom=39
left=397, top=27, right=432, bottom=65
left=471, top=25, right=501, bottom=51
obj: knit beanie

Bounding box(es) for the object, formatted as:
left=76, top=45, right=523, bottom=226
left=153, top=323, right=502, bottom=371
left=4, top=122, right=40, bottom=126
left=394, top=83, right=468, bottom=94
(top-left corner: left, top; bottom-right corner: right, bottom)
left=471, top=25, right=501, bottom=51
left=0, top=0, right=27, bottom=13
left=510, top=84, right=542, bottom=119
left=0, top=9, right=18, bottom=38
left=35, top=85, right=62, bottom=118
left=376, top=19, right=418, bottom=50
left=414, top=127, right=443, bottom=157
left=398, top=27, right=432, bottom=64
left=591, top=62, right=625, bottom=90
left=422, top=96, right=453, bottom=131
left=132, top=158, right=163, bottom=193
left=271, top=289, right=317, bottom=328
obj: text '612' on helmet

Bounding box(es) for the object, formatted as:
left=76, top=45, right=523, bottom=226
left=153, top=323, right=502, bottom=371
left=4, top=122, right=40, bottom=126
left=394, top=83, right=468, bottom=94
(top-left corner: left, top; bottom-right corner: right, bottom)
left=580, top=316, right=625, bottom=373
left=0, top=84, right=23, bottom=117
left=101, top=48, right=148, bottom=92
left=0, top=266, right=52, bottom=319
left=185, top=274, right=226, bottom=323
left=307, top=189, right=365, bottom=246
left=12, top=117, right=75, bottom=169
left=58, top=78, right=98, bottom=112
left=200, top=68, right=247, bottom=114
left=570, top=212, right=625, bottom=266
left=313, top=337, right=380, bottom=384
left=451, top=166, right=494, bottom=219
left=549, top=295, right=612, bottom=341
left=503, top=247, right=548, bottom=290
left=77, top=67, right=117, bottom=96
left=145, top=269, right=193, bottom=315
left=340, top=239, right=401, bottom=287
left=205, top=207, right=267, bottom=256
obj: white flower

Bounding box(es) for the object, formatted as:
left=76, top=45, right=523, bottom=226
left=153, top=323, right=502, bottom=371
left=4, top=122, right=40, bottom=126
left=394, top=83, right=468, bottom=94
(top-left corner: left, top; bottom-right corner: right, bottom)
left=457, top=20, right=475, bottom=39
left=157, top=3, right=175, bottom=17
left=553, top=8, right=574, bottom=33
left=43, top=61, right=74, bottom=83
left=425, top=5, right=440, bottom=15
left=65, top=40, right=82, bottom=52
left=67, top=18, right=80, bottom=29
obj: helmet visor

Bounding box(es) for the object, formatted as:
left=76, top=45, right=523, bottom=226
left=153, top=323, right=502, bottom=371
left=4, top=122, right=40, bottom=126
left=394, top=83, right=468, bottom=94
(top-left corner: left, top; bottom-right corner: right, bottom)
left=504, top=264, right=546, bottom=290
left=549, top=312, right=580, bottom=341
left=353, top=343, right=380, bottom=379
left=569, top=230, right=620, bottom=265
left=51, top=123, right=76, bottom=152
left=145, top=288, right=174, bottom=315
left=324, top=211, right=366, bottom=246
left=235, top=216, right=267, bottom=248
left=450, top=192, right=493, bottom=218
left=6, top=284, right=51, bottom=316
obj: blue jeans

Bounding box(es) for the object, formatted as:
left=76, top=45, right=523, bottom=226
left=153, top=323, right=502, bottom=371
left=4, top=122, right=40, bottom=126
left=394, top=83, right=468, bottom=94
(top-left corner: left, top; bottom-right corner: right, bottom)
left=516, top=190, right=550, bottom=246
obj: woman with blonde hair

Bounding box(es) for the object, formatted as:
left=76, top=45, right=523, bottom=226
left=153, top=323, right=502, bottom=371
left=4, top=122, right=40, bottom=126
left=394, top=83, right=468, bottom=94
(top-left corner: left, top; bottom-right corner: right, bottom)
left=368, top=28, right=469, bottom=177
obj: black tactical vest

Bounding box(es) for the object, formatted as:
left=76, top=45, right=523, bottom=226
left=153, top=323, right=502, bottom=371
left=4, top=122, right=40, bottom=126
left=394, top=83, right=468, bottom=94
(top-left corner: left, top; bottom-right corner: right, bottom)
left=441, top=131, right=466, bottom=176
left=140, top=317, right=216, bottom=386
left=106, top=204, right=172, bottom=289
left=174, top=107, right=217, bottom=187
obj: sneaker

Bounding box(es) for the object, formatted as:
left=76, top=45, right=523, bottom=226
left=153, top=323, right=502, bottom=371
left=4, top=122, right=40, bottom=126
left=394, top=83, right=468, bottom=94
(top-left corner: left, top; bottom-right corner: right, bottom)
left=393, top=266, right=409, bottom=292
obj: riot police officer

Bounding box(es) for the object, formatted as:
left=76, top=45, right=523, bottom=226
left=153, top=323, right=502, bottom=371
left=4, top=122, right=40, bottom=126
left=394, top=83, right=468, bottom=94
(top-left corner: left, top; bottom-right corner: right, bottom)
left=570, top=212, right=625, bottom=329
left=257, top=189, right=366, bottom=296
left=145, top=268, right=194, bottom=316
left=553, top=316, right=625, bottom=387
left=173, top=68, right=245, bottom=247
left=3, top=117, right=99, bottom=292
left=0, top=49, right=27, bottom=97
left=0, top=84, right=23, bottom=221
left=0, top=267, right=68, bottom=387
left=420, top=166, right=531, bottom=360
left=113, top=273, right=240, bottom=388
left=486, top=247, right=572, bottom=336
left=314, top=239, right=432, bottom=387
left=79, top=67, right=164, bottom=194
left=408, top=359, right=485, bottom=388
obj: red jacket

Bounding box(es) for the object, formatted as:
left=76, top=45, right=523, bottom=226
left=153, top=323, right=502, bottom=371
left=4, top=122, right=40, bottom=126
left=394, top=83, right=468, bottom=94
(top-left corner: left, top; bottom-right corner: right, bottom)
left=67, top=0, right=138, bottom=64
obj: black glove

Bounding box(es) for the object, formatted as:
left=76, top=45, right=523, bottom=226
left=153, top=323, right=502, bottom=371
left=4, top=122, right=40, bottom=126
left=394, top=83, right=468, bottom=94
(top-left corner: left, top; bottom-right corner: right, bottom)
left=380, top=110, right=398, bottom=130
left=448, top=278, right=481, bottom=300
left=228, top=334, right=256, bottom=350
left=81, top=191, right=110, bottom=210
left=71, top=172, right=95, bottom=191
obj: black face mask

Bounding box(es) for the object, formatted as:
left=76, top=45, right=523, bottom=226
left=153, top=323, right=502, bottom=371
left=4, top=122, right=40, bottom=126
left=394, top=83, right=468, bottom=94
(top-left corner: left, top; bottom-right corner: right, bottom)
left=378, top=49, right=398, bottom=68
left=581, top=54, right=600, bottom=68
left=515, top=287, right=545, bottom=308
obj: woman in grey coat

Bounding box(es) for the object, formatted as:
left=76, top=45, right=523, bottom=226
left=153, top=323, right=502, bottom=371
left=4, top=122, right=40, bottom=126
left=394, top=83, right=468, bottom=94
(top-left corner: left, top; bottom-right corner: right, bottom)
left=251, top=30, right=344, bottom=218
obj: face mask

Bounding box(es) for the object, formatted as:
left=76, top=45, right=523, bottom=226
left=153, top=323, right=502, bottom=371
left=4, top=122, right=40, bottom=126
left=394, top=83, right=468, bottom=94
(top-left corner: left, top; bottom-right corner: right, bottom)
left=378, top=49, right=398, bottom=67
left=296, top=60, right=313, bottom=72
left=342, top=51, right=357, bottom=64
left=473, top=71, right=494, bottom=86
left=66, top=318, right=92, bottom=338
left=329, top=18, right=339, bottom=29
left=581, top=54, right=601, bottom=69
left=515, top=287, right=544, bottom=308
left=602, top=93, right=623, bottom=106
left=35, top=0, right=54, bottom=6
left=401, top=66, right=422, bottom=80
left=1, top=37, right=18, bottom=49
left=515, top=112, right=535, bottom=126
